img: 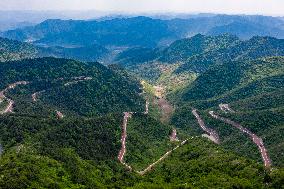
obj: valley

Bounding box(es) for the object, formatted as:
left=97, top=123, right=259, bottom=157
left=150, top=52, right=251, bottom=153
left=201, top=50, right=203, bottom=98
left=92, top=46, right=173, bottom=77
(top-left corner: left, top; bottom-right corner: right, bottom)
left=0, top=12, right=283, bottom=188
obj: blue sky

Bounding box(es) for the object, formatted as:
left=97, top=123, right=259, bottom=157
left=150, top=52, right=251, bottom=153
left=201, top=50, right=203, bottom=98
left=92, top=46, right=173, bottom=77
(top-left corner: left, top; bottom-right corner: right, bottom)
left=0, top=0, right=283, bottom=16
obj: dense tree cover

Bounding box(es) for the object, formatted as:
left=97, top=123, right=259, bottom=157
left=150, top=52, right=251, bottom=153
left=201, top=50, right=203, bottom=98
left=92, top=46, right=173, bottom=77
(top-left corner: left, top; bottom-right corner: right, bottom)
left=0, top=57, right=144, bottom=116
left=170, top=57, right=284, bottom=167
left=179, top=57, right=284, bottom=103
left=1, top=21, right=284, bottom=187
left=0, top=37, right=38, bottom=62
left=1, top=128, right=283, bottom=188
left=141, top=139, right=275, bottom=188
left=125, top=113, right=175, bottom=170
left=158, top=34, right=239, bottom=63
left=0, top=36, right=109, bottom=63
left=3, top=15, right=284, bottom=48
left=39, top=44, right=109, bottom=62
left=114, top=35, right=284, bottom=100
left=2, top=17, right=172, bottom=47
left=114, top=47, right=158, bottom=67
left=176, top=36, right=284, bottom=73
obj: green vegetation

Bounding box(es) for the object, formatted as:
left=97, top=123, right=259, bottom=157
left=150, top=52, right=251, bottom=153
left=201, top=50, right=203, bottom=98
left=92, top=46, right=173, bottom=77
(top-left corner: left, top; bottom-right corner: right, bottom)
left=125, top=113, right=175, bottom=170
left=0, top=37, right=38, bottom=62
left=0, top=30, right=284, bottom=188
left=171, top=57, right=284, bottom=167
left=0, top=57, right=144, bottom=116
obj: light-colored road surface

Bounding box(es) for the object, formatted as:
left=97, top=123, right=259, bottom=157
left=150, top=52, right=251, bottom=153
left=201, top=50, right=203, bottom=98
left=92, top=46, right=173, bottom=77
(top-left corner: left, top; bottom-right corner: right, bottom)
left=192, top=109, right=220, bottom=144
left=209, top=111, right=272, bottom=168
left=0, top=81, right=29, bottom=114
left=118, top=112, right=133, bottom=170
left=219, top=104, right=235, bottom=113
left=32, top=90, right=46, bottom=102
left=118, top=112, right=131, bottom=162
left=137, top=136, right=198, bottom=175
left=170, top=129, right=179, bottom=142
left=56, top=110, right=64, bottom=119
left=64, top=76, right=92, bottom=86
left=144, top=100, right=149, bottom=114
left=117, top=110, right=192, bottom=174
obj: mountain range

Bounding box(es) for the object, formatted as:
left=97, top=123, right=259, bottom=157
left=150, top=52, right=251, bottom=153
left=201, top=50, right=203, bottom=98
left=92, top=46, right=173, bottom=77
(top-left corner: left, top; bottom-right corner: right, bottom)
left=0, top=14, right=283, bottom=188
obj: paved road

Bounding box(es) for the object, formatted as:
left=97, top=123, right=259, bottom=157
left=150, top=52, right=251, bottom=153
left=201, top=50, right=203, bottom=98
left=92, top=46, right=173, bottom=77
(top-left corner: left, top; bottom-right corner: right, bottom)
left=0, top=81, right=28, bottom=114
left=219, top=104, right=235, bottom=113
left=118, top=112, right=132, bottom=163
left=32, top=90, right=46, bottom=102
left=137, top=139, right=189, bottom=175
left=170, top=129, right=179, bottom=141
left=209, top=111, right=272, bottom=168
left=192, top=109, right=220, bottom=144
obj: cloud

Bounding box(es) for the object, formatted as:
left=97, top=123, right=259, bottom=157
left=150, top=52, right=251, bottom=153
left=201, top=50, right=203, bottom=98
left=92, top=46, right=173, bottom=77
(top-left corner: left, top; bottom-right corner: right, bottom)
left=0, top=0, right=283, bottom=16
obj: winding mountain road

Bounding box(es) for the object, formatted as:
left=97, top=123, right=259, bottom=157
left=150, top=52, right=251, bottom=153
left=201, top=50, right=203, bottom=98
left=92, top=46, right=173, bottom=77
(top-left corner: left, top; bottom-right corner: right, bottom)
left=32, top=90, right=46, bottom=102
left=117, top=97, right=188, bottom=174
left=192, top=109, right=220, bottom=144
left=209, top=111, right=272, bottom=168
left=219, top=104, right=235, bottom=113
left=0, top=81, right=29, bottom=114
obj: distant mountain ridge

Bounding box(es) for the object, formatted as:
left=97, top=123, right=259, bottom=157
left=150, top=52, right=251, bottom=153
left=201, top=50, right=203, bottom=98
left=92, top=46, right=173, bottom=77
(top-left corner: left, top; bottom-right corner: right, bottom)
left=0, top=37, right=108, bottom=62
left=2, top=15, right=284, bottom=49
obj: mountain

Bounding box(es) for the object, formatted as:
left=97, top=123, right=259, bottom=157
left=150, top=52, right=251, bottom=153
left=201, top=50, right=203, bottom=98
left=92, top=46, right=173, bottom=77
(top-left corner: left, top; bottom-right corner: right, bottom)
left=172, top=57, right=284, bottom=167
left=0, top=37, right=109, bottom=62
left=2, top=15, right=284, bottom=49
left=0, top=57, right=144, bottom=116
left=39, top=44, right=109, bottom=62
left=0, top=37, right=38, bottom=62
left=1, top=114, right=282, bottom=188
left=176, top=35, right=284, bottom=73
left=114, top=35, right=284, bottom=96
left=158, top=33, right=239, bottom=63
left=2, top=17, right=173, bottom=47
left=1, top=14, right=284, bottom=188
left=114, top=35, right=284, bottom=168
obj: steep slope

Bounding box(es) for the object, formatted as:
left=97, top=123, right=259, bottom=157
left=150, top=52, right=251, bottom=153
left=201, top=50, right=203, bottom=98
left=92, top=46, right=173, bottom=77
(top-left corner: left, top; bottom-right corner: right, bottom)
left=124, top=113, right=175, bottom=170
left=176, top=36, right=284, bottom=73
left=2, top=17, right=173, bottom=47
left=0, top=57, right=144, bottom=116
left=115, top=35, right=284, bottom=98
left=158, top=34, right=239, bottom=63
left=179, top=57, right=284, bottom=104
left=172, top=57, right=284, bottom=166
left=39, top=44, right=109, bottom=62
left=1, top=114, right=283, bottom=188
left=3, top=15, right=284, bottom=48
left=0, top=37, right=38, bottom=62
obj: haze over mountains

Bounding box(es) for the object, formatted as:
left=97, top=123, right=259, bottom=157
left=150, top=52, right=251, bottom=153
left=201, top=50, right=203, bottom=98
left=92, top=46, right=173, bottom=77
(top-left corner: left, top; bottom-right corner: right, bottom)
left=0, top=11, right=284, bottom=188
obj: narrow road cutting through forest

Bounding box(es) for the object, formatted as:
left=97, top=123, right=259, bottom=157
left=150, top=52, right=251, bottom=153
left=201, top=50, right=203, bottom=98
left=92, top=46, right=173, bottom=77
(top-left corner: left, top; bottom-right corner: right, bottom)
left=219, top=103, right=235, bottom=113
left=0, top=81, right=29, bottom=114
left=209, top=110, right=272, bottom=168
left=192, top=109, right=220, bottom=144
left=136, top=137, right=198, bottom=175
left=118, top=97, right=189, bottom=174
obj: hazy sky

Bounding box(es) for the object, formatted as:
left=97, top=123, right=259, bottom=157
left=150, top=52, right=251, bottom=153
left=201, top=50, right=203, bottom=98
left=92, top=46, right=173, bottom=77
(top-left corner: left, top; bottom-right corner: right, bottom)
left=0, top=0, right=283, bottom=16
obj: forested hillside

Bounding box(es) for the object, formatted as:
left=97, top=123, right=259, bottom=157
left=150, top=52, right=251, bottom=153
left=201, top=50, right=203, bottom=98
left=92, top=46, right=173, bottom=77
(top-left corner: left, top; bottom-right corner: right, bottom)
left=0, top=37, right=38, bottom=62
left=0, top=37, right=109, bottom=62
left=2, top=15, right=284, bottom=48
left=0, top=114, right=283, bottom=188
left=0, top=13, right=284, bottom=188
left=171, top=57, right=284, bottom=167
left=115, top=35, right=284, bottom=96
left=0, top=57, right=144, bottom=116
